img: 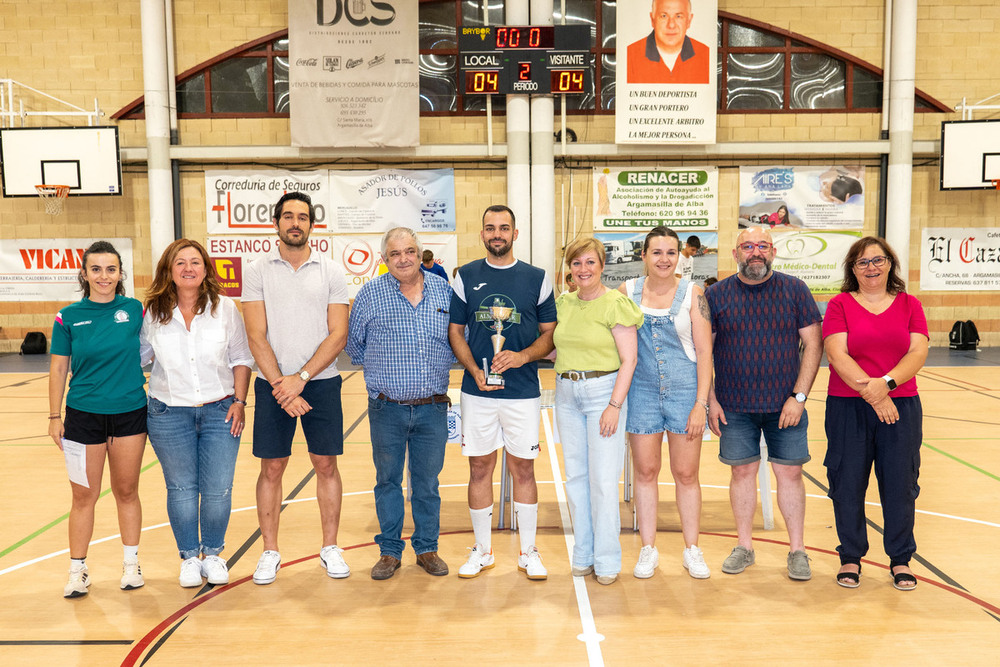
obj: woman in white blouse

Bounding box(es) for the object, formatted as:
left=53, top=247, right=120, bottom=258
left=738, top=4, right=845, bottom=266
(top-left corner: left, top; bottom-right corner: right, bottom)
left=141, top=239, right=253, bottom=587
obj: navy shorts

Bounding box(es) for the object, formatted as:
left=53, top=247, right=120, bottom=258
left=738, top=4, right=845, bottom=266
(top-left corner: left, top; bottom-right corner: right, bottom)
left=718, top=409, right=811, bottom=466
left=252, top=376, right=344, bottom=458
left=64, top=405, right=147, bottom=445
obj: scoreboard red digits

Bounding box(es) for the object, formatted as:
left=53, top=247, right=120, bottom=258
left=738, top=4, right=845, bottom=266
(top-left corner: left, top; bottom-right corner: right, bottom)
left=464, top=70, right=500, bottom=94
left=458, top=24, right=590, bottom=95
left=496, top=26, right=553, bottom=50
left=550, top=69, right=585, bottom=94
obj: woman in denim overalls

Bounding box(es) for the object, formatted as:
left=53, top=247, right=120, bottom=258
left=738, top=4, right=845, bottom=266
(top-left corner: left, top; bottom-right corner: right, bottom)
left=620, top=227, right=714, bottom=580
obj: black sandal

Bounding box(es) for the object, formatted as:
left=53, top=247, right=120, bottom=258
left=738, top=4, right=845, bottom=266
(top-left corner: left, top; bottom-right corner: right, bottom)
left=891, top=565, right=917, bottom=591
left=836, top=564, right=861, bottom=589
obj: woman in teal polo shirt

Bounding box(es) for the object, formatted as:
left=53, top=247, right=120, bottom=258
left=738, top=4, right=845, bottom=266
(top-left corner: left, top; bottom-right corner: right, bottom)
left=48, top=241, right=147, bottom=598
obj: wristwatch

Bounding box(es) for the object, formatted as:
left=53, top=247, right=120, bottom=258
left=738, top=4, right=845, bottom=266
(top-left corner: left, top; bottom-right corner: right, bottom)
left=298, top=369, right=311, bottom=382
left=881, top=375, right=897, bottom=390
left=792, top=392, right=807, bottom=403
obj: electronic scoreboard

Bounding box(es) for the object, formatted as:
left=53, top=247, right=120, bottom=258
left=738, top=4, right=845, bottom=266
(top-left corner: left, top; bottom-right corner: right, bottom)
left=458, top=25, right=592, bottom=96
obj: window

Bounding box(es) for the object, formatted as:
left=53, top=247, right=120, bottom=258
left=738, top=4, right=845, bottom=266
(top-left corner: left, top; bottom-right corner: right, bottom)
left=112, top=4, right=948, bottom=121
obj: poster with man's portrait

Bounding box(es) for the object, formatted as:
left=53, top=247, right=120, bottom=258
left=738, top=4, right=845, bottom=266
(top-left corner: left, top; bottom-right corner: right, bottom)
left=616, top=0, right=718, bottom=145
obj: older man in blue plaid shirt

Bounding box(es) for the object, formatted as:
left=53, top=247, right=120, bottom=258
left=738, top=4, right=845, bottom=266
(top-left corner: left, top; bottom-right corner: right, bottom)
left=347, top=227, right=455, bottom=580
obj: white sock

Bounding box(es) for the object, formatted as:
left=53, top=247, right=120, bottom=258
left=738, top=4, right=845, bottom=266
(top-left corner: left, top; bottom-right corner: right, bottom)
left=469, top=505, right=493, bottom=551
left=123, top=544, right=139, bottom=562
left=70, top=557, right=86, bottom=570
left=514, top=502, right=538, bottom=554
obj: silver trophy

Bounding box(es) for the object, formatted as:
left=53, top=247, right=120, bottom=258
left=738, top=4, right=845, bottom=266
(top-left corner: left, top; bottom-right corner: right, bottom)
left=486, top=299, right=514, bottom=387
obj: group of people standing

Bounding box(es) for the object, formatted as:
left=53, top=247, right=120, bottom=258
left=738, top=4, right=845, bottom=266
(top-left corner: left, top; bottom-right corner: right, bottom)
left=48, top=191, right=928, bottom=598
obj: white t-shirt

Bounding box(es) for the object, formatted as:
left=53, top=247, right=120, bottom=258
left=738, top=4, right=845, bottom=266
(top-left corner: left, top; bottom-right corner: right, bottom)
left=625, top=278, right=697, bottom=362
left=676, top=253, right=694, bottom=281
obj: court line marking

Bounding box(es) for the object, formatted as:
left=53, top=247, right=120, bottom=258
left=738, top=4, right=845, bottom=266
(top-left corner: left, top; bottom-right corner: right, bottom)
left=5, top=482, right=999, bottom=579
left=0, top=460, right=161, bottom=559
left=119, top=531, right=1000, bottom=667
left=542, top=407, right=605, bottom=667
left=923, top=442, right=1000, bottom=482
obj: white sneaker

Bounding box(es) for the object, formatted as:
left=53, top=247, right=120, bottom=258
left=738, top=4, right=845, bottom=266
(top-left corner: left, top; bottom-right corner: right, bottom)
left=457, top=544, right=495, bottom=579
left=120, top=559, right=144, bottom=590
left=633, top=545, right=659, bottom=579
left=64, top=564, right=90, bottom=598
left=517, top=546, right=548, bottom=580
left=179, top=557, right=204, bottom=588
left=253, top=550, right=281, bottom=585
left=320, top=546, right=350, bottom=579
left=201, top=555, right=230, bottom=585
left=683, top=545, right=711, bottom=579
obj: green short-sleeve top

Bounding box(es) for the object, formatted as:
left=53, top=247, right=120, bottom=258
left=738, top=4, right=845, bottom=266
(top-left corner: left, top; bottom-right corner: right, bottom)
left=553, top=289, right=643, bottom=374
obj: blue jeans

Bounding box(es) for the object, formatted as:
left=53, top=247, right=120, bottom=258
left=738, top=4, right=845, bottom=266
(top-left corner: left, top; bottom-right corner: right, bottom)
left=148, top=396, right=241, bottom=559
left=368, top=397, right=448, bottom=559
left=555, top=373, right=627, bottom=577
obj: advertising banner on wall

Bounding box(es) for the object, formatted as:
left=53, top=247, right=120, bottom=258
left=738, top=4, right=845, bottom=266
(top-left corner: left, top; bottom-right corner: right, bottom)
left=205, top=170, right=330, bottom=235
left=615, top=0, right=717, bottom=144
left=205, top=234, right=456, bottom=299
left=591, top=231, right=718, bottom=289
left=771, top=230, right=861, bottom=294
left=330, top=234, right=457, bottom=298
left=920, top=228, right=1000, bottom=291
left=739, top=166, right=865, bottom=230
left=0, top=238, right=134, bottom=301
left=288, top=0, right=419, bottom=147
left=593, top=166, right=718, bottom=231
left=328, top=169, right=456, bottom=233
left=205, top=236, right=335, bottom=298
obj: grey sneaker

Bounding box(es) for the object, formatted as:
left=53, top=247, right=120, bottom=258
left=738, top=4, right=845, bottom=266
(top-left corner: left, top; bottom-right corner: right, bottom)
left=787, top=550, right=812, bottom=581
left=721, top=546, right=755, bottom=574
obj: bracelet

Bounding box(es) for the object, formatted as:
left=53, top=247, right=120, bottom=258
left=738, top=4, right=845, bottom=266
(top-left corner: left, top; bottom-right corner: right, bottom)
left=608, top=399, right=623, bottom=409
left=49, top=415, right=62, bottom=420
left=697, top=400, right=709, bottom=411
left=233, top=398, right=247, bottom=406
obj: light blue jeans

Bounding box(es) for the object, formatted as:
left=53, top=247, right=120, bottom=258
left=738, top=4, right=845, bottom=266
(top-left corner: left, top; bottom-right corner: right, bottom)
left=148, top=396, right=241, bottom=559
left=555, top=372, right=627, bottom=577
left=368, top=397, right=448, bottom=559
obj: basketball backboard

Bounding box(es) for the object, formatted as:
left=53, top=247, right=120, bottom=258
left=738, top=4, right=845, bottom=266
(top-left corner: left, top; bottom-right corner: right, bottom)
left=940, top=119, right=1000, bottom=190
left=0, top=126, right=122, bottom=197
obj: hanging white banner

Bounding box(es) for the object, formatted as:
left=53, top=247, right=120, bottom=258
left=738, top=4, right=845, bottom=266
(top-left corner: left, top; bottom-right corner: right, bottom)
left=0, top=238, right=135, bottom=301
left=288, top=0, right=419, bottom=147
left=328, top=169, right=456, bottom=233
left=921, top=228, right=1000, bottom=291
left=593, top=166, right=718, bottom=231
left=205, top=170, right=330, bottom=235
left=615, top=0, right=717, bottom=144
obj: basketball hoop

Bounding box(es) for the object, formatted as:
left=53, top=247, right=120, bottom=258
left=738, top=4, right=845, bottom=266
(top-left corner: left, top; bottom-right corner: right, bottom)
left=36, top=185, right=71, bottom=216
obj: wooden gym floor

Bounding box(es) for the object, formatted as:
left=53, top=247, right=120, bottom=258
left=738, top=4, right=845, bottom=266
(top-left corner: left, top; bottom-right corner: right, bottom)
left=0, top=350, right=998, bottom=666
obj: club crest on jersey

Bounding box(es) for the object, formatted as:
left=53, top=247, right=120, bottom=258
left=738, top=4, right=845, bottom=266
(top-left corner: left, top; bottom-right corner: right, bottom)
left=114, top=310, right=130, bottom=323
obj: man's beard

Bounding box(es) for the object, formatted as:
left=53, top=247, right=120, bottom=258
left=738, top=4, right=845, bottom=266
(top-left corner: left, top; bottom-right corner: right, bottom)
left=279, top=229, right=309, bottom=247
left=738, top=256, right=771, bottom=281
left=484, top=238, right=512, bottom=258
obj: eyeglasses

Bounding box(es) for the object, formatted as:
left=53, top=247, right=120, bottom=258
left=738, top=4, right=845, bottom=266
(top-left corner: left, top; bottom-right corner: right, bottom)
left=738, top=242, right=774, bottom=252
left=853, top=256, right=888, bottom=269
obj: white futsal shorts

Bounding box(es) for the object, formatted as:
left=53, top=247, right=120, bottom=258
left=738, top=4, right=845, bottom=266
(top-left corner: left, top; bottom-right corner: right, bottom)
left=459, top=392, right=542, bottom=460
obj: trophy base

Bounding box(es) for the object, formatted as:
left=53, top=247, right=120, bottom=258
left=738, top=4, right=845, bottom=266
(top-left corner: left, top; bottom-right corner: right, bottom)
left=486, top=373, right=505, bottom=387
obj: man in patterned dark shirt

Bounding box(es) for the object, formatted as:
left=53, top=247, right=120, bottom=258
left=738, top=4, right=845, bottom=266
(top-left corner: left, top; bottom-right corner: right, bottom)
left=705, top=226, right=822, bottom=581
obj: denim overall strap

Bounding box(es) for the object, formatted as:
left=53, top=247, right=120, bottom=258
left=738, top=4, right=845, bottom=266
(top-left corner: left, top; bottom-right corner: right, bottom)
left=667, top=278, right=691, bottom=321
left=630, top=276, right=645, bottom=305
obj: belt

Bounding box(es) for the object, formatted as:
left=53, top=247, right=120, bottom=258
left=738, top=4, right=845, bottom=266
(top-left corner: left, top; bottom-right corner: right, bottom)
left=377, top=393, right=452, bottom=407
left=559, top=370, right=616, bottom=381
left=188, top=395, right=233, bottom=407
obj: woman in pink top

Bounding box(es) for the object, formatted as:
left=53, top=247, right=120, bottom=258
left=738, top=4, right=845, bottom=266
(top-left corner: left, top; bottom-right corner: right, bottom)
left=822, top=237, right=928, bottom=592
